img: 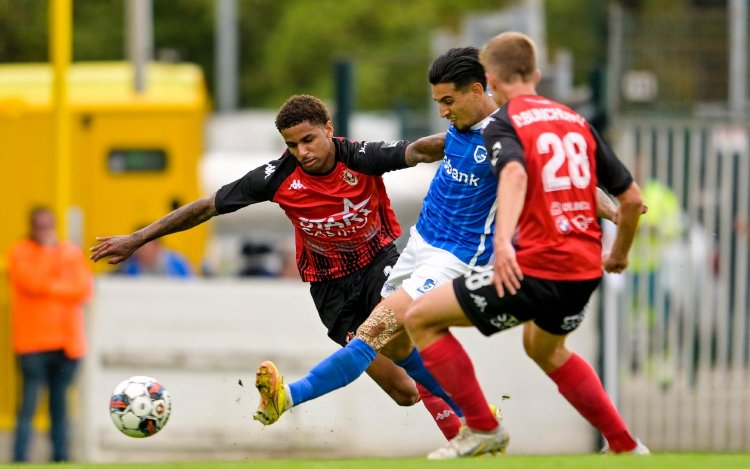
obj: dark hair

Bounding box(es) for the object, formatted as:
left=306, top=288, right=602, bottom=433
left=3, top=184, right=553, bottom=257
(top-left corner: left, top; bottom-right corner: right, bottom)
left=428, top=46, right=486, bottom=90
left=275, top=94, right=331, bottom=131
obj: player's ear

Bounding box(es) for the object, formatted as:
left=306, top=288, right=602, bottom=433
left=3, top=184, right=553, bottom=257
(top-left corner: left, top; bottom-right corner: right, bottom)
left=533, top=69, right=542, bottom=86
left=471, top=81, right=485, bottom=97
left=325, top=120, right=334, bottom=138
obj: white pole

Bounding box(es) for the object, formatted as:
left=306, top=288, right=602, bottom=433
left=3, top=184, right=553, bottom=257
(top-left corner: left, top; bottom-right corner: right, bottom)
left=728, top=0, right=747, bottom=117
left=126, top=0, right=153, bottom=93
left=215, top=0, right=239, bottom=112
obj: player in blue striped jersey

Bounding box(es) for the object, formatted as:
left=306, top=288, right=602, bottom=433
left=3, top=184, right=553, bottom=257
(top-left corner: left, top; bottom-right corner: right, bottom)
left=253, top=48, right=617, bottom=438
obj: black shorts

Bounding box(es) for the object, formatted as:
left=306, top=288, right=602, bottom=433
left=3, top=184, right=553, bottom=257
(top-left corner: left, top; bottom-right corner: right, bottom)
left=309, top=243, right=399, bottom=346
left=453, top=265, right=601, bottom=336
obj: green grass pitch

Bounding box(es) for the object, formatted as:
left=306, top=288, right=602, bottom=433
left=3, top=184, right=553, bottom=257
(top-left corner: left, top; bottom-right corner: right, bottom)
left=3, top=453, right=749, bottom=469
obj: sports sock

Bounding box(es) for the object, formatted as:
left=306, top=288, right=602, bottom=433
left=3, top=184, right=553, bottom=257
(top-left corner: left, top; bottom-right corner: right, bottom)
left=547, top=353, right=637, bottom=452
left=394, top=347, right=464, bottom=417
left=288, top=338, right=376, bottom=406
left=419, top=332, right=498, bottom=432
left=416, top=383, right=462, bottom=440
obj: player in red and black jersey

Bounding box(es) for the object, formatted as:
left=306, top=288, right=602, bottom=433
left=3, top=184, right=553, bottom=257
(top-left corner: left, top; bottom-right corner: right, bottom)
left=404, top=33, right=649, bottom=458
left=90, top=94, right=455, bottom=431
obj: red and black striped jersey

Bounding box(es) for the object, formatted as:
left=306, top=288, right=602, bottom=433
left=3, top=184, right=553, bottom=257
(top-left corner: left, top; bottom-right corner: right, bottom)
left=484, top=95, right=633, bottom=281
left=215, top=137, right=409, bottom=282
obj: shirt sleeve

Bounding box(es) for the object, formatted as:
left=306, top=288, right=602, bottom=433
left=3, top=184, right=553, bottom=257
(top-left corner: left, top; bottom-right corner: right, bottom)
left=214, top=159, right=283, bottom=214
left=483, top=109, right=526, bottom=178
left=589, top=125, right=634, bottom=196
left=334, top=138, right=410, bottom=175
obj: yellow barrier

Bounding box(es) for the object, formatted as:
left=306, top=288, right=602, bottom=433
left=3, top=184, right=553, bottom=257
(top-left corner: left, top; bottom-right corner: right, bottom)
left=0, top=61, right=210, bottom=430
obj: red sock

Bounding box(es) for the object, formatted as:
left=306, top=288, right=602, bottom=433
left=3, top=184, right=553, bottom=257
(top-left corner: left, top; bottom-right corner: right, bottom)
left=416, top=384, right=462, bottom=440
left=548, top=353, right=637, bottom=452
left=419, top=333, right=498, bottom=432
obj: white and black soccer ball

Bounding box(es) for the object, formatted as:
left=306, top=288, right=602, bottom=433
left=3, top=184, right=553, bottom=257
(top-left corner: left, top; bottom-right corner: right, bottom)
left=109, top=375, right=172, bottom=438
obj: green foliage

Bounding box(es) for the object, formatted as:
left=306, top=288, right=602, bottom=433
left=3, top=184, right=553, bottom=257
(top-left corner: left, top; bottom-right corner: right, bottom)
left=0, top=0, right=551, bottom=112
left=0, top=0, right=48, bottom=62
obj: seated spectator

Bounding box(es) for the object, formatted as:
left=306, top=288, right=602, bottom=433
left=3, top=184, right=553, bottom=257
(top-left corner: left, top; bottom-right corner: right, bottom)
left=117, top=238, right=193, bottom=278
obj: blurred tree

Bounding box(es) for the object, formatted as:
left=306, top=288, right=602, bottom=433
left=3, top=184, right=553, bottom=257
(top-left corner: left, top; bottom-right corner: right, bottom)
left=74, top=0, right=123, bottom=60
left=0, top=0, right=519, bottom=111
left=0, top=0, right=48, bottom=62
left=239, top=0, right=507, bottom=109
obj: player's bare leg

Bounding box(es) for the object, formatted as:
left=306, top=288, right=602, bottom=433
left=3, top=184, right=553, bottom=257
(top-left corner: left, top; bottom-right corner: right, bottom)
left=364, top=353, right=420, bottom=405
left=405, top=282, right=509, bottom=458
left=524, top=322, right=647, bottom=454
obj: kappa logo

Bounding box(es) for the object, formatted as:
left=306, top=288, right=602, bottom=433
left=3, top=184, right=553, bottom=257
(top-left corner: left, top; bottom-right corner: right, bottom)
left=289, top=179, right=306, bottom=190
left=345, top=331, right=356, bottom=344
left=342, top=169, right=358, bottom=186
left=470, top=293, right=488, bottom=313
left=264, top=163, right=276, bottom=179
left=434, top=409, right=456, bottom=421
left=474, top=145, right=487, bottom=163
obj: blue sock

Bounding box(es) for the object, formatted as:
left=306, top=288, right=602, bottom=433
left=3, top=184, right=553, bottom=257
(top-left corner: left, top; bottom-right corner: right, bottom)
left=395, top=347, right=464, bottom=418
left=289, top=338, right=376, bottom=406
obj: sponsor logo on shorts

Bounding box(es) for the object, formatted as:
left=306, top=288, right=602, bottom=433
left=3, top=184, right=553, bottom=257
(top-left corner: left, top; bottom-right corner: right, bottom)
left=490, top=313, right=521, bottom=331
left=384, top=283, right=398, bottom=293
left=416, top=278, right=437, bottom=294
left=561, top=313, right=584, bottom=331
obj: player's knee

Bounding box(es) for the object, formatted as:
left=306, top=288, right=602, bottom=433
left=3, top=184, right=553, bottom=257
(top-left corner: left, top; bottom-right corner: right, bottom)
left=403, top=299, right=428, bottom=334
left=356, top=306, right=399, bottom=350
left=524, top=341, right=565, bottom=370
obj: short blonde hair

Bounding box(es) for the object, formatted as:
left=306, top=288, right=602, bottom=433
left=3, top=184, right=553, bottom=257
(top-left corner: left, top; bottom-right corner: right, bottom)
left=479, top=32, right=537, bottom=84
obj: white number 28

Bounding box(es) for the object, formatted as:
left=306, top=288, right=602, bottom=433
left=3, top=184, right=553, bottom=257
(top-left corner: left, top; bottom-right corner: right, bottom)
left=537, top=132, right=591, bottom=192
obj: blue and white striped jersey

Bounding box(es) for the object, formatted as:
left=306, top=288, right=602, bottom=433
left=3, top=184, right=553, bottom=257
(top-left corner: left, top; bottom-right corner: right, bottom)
left=415, top=117, right=498, bottom=266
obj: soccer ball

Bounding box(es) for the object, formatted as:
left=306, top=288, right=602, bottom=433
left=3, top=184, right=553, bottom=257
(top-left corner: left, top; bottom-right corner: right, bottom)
left=109, top=375, right=172, bottom=438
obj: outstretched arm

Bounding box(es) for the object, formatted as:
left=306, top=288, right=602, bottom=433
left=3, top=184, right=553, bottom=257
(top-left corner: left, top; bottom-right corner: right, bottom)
left=404, top=132, right=446, bottom=166
left=90, top=193, right=219, bottom=264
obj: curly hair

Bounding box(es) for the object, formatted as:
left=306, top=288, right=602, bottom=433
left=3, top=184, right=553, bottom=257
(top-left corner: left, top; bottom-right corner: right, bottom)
left=275, top=95, right=332, bottom=131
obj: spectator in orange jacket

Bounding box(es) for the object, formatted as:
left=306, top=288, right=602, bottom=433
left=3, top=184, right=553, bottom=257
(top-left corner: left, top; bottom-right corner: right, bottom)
left=8, top=206, right=93, bottom=463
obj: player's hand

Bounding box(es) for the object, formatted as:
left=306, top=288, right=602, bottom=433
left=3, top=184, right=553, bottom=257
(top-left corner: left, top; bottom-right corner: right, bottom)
left=493, top=241, right=523, bottom=297
left=602, top=251, right=629, bottom=273
left=89, top=235, right=141, bottom=264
